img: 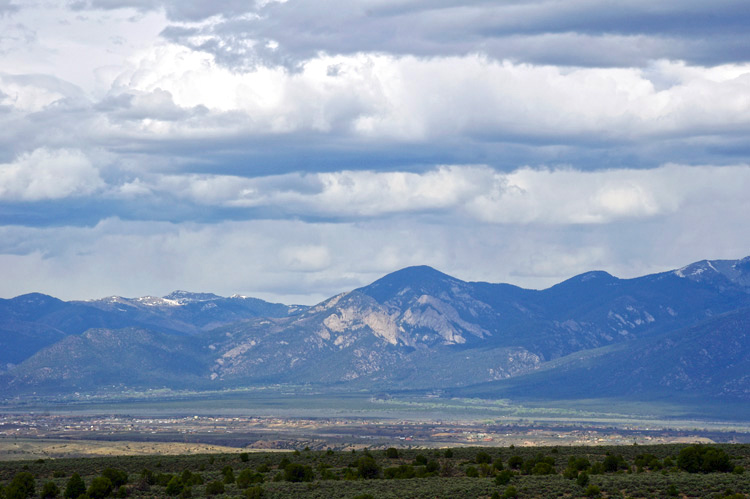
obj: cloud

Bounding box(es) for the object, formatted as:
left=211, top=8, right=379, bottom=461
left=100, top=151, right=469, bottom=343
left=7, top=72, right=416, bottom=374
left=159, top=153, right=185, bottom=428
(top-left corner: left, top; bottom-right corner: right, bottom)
left=101, top=163, right=750, bottom=228
left=2, top=0, right=750, bottom=305
left=0, top=0, right=19, bottom=17
left=151, top=0, right=750, bottom=67
left=2, top=176, right=749, bottom=303
left=109, top=47, right=750, bottom=146
left=0, top=148, right=104, bottom=201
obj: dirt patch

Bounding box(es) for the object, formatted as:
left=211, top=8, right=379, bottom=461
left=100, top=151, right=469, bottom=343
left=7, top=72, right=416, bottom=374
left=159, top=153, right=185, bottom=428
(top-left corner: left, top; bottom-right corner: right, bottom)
left=0, top=438, right=248, bottom=460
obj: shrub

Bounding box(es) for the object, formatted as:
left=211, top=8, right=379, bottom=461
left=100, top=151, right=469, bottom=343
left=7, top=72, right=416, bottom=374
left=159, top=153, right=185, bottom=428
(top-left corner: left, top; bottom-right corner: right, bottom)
left=205, top=481, right=224, bottom=496
left=493, top=458, right=504, bottom=471
left=507, top=456, right=523, bottom=469
left=502, top=485, right=518, bottom=499
left=41, top=481, right=60, bottom=499
left=444, top=449, right=454, bottom=458
left=6, top=472, right=35, bottom=499
left=102, top=469, right=128, bottom=488
left=86, top=477, right=112, bottom=499
left=165, top=476, right=183, bottom=496
left=495, top=470, right=513, bottom=486
left=568, top=457, right=591, bottom=471
left=236, top=469, right=264, bottom=488
left=475, top=451, right=492, bottom=464
left=221, top=465, right=235, bottom=484
left=357, top=456, right=381, bottom=479
left=602, top=454, right=628, bottom=472
left=139, top=469, right=155, bottom=486
left=577, top=471, right=590, bottom=487
left=585, top=484, right=601, bottom=497
left=634, top=453, right=662, bottom=471
left=414, top=454, right=427, bottom=466
left=465, top=466, right=479, bottom=478
left=240, top=452, right=250, bottom=462
left=532, top=462, right=555, bottom=475
left=284, top=463, right=314, bottom=483
left=65, top=473, right=86, bottom=499
left=180, top=470, right=202, bottom=487
left=245, top=486, right=264, bottom=499
left=677, top=445, right=732, bottom=473
left=384, top=464, right=415, bottom=480
left=386, top=447, right=399, bottom=459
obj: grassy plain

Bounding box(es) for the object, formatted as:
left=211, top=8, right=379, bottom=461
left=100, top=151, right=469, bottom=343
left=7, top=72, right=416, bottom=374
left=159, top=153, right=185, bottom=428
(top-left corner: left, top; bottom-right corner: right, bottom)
left=1, top=443, right=749, bottom=498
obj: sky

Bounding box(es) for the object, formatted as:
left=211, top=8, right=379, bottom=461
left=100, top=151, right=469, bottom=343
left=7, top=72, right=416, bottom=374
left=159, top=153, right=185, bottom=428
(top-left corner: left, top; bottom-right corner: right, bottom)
left=1, top=0, right=750, bottom=304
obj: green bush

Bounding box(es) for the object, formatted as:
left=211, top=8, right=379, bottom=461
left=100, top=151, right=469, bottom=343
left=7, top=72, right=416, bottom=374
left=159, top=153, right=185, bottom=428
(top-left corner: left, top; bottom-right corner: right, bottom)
left=244, top=486, right=264, bottom=499
left=236, top=469, right=264, bottom=488
left=284, top=463, right=314, bottom=483
left=568, top=456, right=591, bottom=471
left=139, top=469, right=155, bottom=486
left=86, top=477, right=112, bottom=499
left=41, top=481, right=60, bottom=499
left=65, top=473, right=86, bottom=499
left=532, top=462, right=555, bottom=475
left=357, top=456, right=381, bottom=479
left=6, top=472, right=35, bottom=499
left=576, top=471, right=590, bottom=488
left=240, top=452, right=250, bottom=462
left=475, top=451, right=492, bottom=464
left=634, top=453, right=662, bottom=470
left=385, top=447, right=399, bottom=459
left=101, top=469, right=128, bottom=489
left=585, top=484, right=601, bottom=497
left=502, top=485, right=518, bottom=499
left=602, top=454, right=628, bottom=472
left=677, top=445, right=732, bottom=473
left=495, top=470, right=513, bottom=486
left=205, top=481, right=224, bottom=496
left=221, top=465, right=235, bottom=484
left=165, top=476, right=183, bottom=496
left=384, top=465, right=415, bottom=479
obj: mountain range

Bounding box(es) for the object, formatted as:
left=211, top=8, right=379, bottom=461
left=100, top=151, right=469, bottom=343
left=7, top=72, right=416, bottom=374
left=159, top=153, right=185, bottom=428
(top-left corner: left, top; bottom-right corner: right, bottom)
left=1, top=257, right=749, bottom=416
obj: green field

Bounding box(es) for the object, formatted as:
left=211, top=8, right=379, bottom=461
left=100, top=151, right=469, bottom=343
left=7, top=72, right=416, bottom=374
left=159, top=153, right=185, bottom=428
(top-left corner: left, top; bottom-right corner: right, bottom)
left=1, top=443, right=749, bottom=498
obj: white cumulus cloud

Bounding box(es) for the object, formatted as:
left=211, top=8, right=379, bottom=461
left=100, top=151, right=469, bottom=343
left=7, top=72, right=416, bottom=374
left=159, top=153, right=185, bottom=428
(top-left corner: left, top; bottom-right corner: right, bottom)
left=0, top=148, right=104, bottom=201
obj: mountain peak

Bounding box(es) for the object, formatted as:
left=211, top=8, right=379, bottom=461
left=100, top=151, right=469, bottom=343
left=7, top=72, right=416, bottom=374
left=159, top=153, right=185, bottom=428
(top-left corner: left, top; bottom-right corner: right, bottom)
left=357, top=265, right=462, bottom=302
left=552, top=270, right=617, bottom=289
left=162, top=291, right=223, bottom=304
left=673, top=256, right=750, bottom=290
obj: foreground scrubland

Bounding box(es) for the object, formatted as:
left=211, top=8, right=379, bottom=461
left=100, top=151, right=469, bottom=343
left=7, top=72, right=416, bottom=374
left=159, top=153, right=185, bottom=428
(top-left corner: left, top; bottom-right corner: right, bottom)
left=1, top=443, right=748, bottom=498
